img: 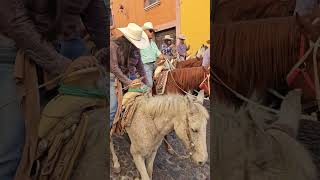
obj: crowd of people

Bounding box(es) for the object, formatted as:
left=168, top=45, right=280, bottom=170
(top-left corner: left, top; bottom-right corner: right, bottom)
left=109, top=21, right=210, bottom=127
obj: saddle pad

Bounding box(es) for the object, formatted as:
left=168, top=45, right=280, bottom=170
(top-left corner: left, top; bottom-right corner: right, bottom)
left=155, top=71, right=169, bottom=95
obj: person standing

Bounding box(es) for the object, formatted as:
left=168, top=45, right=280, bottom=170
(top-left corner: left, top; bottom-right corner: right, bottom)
left=176, top=34, right=189, bottom=61
left=109, top=23, right=149, bottom=127
left=140, top=22, right=164, bottom=88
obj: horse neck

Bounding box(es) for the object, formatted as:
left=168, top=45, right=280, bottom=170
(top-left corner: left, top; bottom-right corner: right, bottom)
left=173, top=67, right=207, bottom=90
left=151, top=97, right=188, bottom=135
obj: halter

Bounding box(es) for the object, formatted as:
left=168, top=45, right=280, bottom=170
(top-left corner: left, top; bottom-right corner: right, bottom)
left=184, top=108, right=196, bottom=156
left=149, top=99, right=198, bottom=159
left=287, top=34, right=320, bottom=112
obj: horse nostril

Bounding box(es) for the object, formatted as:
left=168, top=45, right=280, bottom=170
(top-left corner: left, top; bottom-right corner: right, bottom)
left=198, top=161, right=205, bottom=166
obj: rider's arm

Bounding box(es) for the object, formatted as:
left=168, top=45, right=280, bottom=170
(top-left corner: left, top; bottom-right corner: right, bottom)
left=0, top=0, right=71, bottom=75
left=110, top=42, right=132, bottom=86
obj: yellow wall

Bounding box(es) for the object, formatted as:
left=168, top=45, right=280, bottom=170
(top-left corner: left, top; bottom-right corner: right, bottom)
left=179, top=0, right=210, bottom=55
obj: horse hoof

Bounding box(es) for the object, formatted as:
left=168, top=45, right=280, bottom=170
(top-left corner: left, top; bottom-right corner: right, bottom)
left=113, top=167, right=121, bottom=174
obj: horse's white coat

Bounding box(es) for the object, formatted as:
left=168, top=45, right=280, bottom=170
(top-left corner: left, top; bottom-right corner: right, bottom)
left=110, top=92, right=209, bottom=180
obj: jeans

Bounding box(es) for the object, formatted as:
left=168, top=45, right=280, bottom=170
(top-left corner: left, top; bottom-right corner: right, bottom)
left=143, top=62, right=157, bottom=88
left=0, top=46, right=25, bottom=180
left=109, top=74, right=117, bottom=128
left=55, top=37, right=88, bottom=60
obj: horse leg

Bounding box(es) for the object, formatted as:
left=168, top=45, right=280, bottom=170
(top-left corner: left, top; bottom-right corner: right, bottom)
left=164, top=135, right=174, bottom=155
left=110, top=138, right=121, bottom=173
left=131, top=148, right=150, bottom=180
left=146, top=151, right=157, bottom=179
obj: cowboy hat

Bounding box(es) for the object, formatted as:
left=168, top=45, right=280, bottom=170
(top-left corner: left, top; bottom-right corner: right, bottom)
left=142, top=22, right=155, bottom=31
left=163, top=35, right=173, bottom=40
left=178, top=34, right=186, bottom=40
left=117, top=23, right=149, bottom=49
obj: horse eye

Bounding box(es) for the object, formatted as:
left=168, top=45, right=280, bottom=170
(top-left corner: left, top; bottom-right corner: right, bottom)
left=192, top=129, right=198, bottom=133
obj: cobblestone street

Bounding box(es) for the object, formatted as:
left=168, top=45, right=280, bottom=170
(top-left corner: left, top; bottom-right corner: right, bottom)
left=110, top=101, right=210, bottom=180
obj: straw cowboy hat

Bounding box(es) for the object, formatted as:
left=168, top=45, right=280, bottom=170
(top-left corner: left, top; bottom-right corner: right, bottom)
left=142, top=22, right=155, bottom=31
left=178, top=34, right=186, bottom=40
left=163, top=35, right=173, bottom=40
left=117, top=23, right=149, bottom=49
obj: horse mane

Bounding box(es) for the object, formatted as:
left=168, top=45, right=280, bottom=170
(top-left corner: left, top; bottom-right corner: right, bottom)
left=139, top=94, right=209, bottom=121
left=166, top=67, right=208, bottom=94
left=214, top=0, right=295, bottom=23
left=176, top=58, right=203, bottom=68
left=213, top=16, right=301, bottom=106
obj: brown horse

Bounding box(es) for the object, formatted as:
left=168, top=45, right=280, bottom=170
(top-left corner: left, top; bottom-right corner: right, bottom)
left=213, top=0, right=296, bottom=24
left=213, top=11, right=320, bottom=107
left=154, top=66, right=209, bottom=95
left=175, top=58, right=203, bottom=68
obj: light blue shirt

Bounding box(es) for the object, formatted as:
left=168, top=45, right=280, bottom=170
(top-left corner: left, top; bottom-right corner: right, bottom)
left=140, top=40, right=161, bottom=64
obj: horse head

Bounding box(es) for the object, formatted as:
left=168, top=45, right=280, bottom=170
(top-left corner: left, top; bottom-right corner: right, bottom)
left=173, top=91, right=209, bottom=165
left=296, top=8, right=320, bottom=44
left=233, top=89, right=316, bottom=179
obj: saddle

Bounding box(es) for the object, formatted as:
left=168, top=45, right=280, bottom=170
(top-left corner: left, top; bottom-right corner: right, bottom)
left=155, top=70, right=169, bottom=95
left=32, top=67, right=106, bottom=180
left=112, top=80, right=150, bottom=135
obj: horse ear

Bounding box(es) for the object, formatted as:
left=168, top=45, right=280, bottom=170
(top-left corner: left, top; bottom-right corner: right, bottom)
left=273, top=89, right=302, bottom=138
left=196, top=90, right=205, bottom=104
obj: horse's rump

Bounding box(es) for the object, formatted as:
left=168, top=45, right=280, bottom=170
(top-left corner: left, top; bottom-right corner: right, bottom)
left=213, top=16, right=301, bottom=105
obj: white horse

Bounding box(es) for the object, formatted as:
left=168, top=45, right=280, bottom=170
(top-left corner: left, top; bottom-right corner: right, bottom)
left=110, top=91, right=209, bottom=180
left=213, top=89, right=317, bottom=180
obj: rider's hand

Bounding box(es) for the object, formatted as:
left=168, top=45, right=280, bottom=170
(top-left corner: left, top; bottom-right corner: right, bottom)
left=129, top=78, right=143, bottom=88
left=65, top=56, right=97, bottom=74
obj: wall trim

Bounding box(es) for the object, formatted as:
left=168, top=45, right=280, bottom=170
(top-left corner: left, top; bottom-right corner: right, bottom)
left=155, top=20, right=176, bottom=32
left=144, top=1, right=161, bottom=11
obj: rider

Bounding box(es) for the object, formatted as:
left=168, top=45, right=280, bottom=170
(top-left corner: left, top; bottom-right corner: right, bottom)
left=177, top=34, right=190, bottom=61
left=110, top=23, right=149, bottom=127
left=0, top=0, right=103, bottom=179
left=161, top=35, right=175, bottom=58
left=140, top=22, right=165, bottom=88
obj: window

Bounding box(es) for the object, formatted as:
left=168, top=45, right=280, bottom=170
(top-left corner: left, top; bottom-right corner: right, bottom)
left=144, top=0, right=160, bottom=8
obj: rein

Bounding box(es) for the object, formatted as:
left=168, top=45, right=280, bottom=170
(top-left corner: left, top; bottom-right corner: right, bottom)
left=287, top=35, right=320, bottom=112
left=167, top=67, right=209, bottom=97
left=212, top=69, right=317, bottom=121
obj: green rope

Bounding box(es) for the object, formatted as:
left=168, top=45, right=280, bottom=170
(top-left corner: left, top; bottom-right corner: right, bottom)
left=58, top=84, right=106, bottom=98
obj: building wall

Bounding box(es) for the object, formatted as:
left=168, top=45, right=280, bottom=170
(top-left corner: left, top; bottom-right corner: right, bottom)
left=178, top=0, right=210, bottom=55
left=110, top=0, right=176, bottom=37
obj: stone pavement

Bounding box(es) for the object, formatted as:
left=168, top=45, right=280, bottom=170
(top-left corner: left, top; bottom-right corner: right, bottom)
left=110, top=100, right=211, bottom=180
